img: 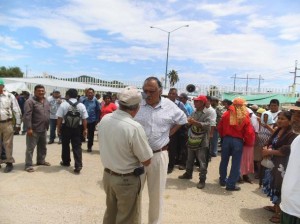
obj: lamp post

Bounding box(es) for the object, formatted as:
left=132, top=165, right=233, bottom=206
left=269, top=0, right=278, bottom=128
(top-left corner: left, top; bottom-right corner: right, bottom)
left=150, top=24, right=189, bottom=89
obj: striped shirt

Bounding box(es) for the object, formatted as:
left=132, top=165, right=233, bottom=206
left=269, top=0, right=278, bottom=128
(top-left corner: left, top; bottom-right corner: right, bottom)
left=0, top=91, right=21, bottom=126
left=135, top=97, right=187, bottom=151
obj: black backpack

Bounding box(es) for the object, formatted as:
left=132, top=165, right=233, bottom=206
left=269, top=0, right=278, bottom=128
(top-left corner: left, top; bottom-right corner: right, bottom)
left=64, top=100, right=81, bottom=128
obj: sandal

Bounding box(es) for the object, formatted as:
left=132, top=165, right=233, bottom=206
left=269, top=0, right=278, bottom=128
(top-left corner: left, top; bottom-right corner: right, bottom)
left=269, top=215, right=280, bottom=223
left=36, top=161, right=51, bottom=166
left=25, top=167, right=35, bottom=172
left=263, top=206, right=275, bottom=213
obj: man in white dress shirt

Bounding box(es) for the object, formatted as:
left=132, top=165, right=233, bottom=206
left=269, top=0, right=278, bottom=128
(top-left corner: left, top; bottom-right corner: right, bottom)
left=135, top=77, right=187, bottom=224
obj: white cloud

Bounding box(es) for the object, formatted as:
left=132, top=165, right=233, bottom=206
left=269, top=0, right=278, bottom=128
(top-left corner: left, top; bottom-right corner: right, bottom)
left=196, top=0, right=256, bottom=17
left=0, top=35, right=23, bottom=49
left=32, top=40, right=52, bottom=48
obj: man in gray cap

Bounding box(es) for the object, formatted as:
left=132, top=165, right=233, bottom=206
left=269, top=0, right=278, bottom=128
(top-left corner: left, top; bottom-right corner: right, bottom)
left=0, top=78, right=22, bottom=172
left=98, top=86, right=153, bottom=224
left=47, top=89, right=63, bottom=144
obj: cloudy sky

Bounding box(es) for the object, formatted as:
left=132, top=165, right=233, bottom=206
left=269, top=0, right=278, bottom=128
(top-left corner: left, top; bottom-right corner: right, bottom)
left=1, top=0, right=300, bottom=91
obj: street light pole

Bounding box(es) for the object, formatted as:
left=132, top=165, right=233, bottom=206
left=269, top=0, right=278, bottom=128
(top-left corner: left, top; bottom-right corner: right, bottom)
left=150, top=25, right=189, bottom=89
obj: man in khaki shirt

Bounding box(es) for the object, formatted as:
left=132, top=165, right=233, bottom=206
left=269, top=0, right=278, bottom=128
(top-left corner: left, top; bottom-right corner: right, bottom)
left=99, top=87, right=153, bottom=224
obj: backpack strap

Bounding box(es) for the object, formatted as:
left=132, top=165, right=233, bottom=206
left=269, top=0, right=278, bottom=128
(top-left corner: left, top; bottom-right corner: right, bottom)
left=67, top=99, right=79, bottom=107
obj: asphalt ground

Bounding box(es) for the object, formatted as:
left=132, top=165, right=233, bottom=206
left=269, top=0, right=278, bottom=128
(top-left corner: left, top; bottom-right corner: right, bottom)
left=0, top=134, right=273, bottom=224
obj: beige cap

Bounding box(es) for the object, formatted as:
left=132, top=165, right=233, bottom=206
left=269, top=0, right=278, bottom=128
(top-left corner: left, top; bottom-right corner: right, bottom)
left=118, top=86, right=142, bottom=106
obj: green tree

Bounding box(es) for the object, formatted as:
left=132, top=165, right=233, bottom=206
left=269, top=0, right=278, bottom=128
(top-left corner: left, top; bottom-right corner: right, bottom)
left=0, top=66, right=24, bottom=77
left=168, top=69, right=180, bottom=87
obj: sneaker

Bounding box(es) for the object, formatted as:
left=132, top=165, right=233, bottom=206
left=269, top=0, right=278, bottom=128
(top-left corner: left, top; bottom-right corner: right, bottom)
left=58, top=140, right=62, bottom=144
left=226, top=186, right=241, bottom=191
left=197, top=181, right=205, bottom=189
left=48, top=140, right=54, bottom=144
left=4, top=163, right=13, bottom=173
left=178, top=172, right=192, bottom=179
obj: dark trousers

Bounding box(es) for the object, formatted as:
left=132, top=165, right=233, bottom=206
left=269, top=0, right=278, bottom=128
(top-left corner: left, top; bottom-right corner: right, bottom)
left=1, top=141, right=6, bottom=160
left=186, top=147, right=209, bottom=182
left=168, top=131, right=180, bottom=170
left=87, top=121, right=97, bottom=149
left=178, top=130, right=188, bottom=166
left=61, top=126, right=82, bottom=169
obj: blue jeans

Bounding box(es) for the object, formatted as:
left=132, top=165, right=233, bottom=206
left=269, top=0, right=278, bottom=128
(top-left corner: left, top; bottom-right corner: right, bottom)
left=219, top=136, right=243, bottom=189
left=49, top=119, right=61, bottom=141
left=210, top=128, right=219, bottom=156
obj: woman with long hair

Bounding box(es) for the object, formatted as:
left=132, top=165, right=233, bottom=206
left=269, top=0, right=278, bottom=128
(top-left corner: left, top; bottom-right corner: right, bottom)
left=261, top=111, right=297, bottom=223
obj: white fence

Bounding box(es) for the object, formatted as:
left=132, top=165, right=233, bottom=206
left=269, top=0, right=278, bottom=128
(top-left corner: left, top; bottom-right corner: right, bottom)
left=3, top=75, right=296, bottom=97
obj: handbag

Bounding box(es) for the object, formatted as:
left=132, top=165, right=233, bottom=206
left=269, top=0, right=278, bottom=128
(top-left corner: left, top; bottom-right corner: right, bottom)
left=261, top=158, right=275, bottom=169
left=187, top=125, right=205, bottom=150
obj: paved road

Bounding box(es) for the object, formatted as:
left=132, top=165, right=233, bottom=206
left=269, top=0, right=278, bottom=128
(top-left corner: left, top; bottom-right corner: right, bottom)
left=0, top=134, right=272, bottom=224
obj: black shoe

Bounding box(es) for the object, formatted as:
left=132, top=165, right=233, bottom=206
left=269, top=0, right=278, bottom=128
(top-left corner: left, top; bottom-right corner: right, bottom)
left=4, top=163, right=13, bottom=173
left=87, top=148, right=92, bottom=152
left=226, top=186, right=241, bottom=191
left=48, top=140, right=54, bottom=144
left=58, top=140, right=62, bottom=144
left=60, top=161, right=70, bottom=167
left=74, top=167, right=81, bottom=174
left=178, top=165, right=186, bottom=170
left=219, top=181, right=226, bottom=187
left=167, top=168, right=173, bottom=174
left=178, top=172, right=192, bottom=179
left=197, top=181, right=205, bottom=189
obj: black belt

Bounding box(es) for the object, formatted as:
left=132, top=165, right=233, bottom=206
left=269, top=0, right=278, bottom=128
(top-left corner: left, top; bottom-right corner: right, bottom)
left=153, top=144, right=169, bottom=154
left=104, top=168, right=134, bottom=177
left=0, top=118, right=12, bottom=123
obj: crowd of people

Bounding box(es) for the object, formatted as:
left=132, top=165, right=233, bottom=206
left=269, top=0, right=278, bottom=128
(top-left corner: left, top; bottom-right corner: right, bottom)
left=1, top=76, right=300, bottom=224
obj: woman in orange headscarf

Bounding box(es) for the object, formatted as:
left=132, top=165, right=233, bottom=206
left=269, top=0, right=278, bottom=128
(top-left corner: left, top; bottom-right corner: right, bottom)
left=218, top=97, right=255, bottom=191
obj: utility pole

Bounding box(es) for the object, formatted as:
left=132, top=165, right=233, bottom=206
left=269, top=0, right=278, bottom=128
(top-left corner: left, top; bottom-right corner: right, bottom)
left=232, top=74, right=237, bottom=91
left=25, top=65, right=28, bottom=78
left=231, top=74, right=264, bottom=93
left=258, top=75, right=264, bottom=92
left=290, top=60, right=300, bottom=97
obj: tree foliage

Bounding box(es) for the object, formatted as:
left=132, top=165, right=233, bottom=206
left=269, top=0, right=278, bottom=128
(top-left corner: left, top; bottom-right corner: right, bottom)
left=168, top=69, right=180, bottom=87
left=0, top=66, right=24, bottom=77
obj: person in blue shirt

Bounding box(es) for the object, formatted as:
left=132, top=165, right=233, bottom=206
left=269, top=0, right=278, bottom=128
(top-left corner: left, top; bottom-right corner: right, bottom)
left=179, top=93, right=194, bottom=116
left=83, top=88, right=100, bottom=152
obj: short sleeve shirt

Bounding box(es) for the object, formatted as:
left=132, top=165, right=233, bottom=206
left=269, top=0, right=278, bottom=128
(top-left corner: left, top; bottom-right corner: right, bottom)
left=98, top=110, right=153, bottom=174
left=56, top=98, right=88, bottom=124
left=134, top=97, right=187, bottom=151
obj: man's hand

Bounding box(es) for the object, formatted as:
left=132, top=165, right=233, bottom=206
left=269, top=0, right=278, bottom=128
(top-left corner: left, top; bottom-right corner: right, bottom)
left=83, top=129, right=87, bottom=138
left=27, top=129, right=33, bottom=137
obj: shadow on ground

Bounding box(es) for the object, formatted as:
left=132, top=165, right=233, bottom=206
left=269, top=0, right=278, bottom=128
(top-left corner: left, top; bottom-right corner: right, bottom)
left=240, top=207, right=271, bottom=224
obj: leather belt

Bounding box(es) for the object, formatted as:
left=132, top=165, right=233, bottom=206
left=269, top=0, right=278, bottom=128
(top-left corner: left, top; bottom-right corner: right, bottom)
left=104, top=168, right=134, bottom=177
left=153, top=144, right=169, bottom=154
left=0, top=118, right=12, bottom=123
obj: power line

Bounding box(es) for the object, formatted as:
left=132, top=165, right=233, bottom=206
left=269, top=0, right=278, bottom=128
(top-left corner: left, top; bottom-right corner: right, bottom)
left=289, top=60, right=300, bottom=96
left=231, top=74, right=264, bottom=92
